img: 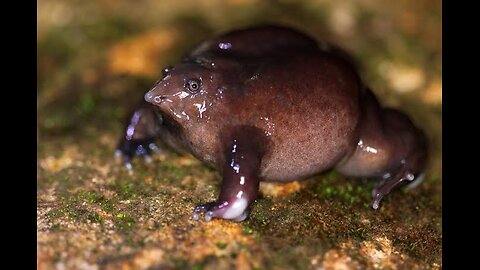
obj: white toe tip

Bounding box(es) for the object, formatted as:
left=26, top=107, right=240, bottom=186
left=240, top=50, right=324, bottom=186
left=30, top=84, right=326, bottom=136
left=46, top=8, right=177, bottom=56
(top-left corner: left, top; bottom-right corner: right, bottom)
left=125, top=162, right=133, bottom=170
left=205, top=211, right=213, bottom=222
left=372, top=200, right=379, bottom=210
left=406, top=172, right=425, bottom=190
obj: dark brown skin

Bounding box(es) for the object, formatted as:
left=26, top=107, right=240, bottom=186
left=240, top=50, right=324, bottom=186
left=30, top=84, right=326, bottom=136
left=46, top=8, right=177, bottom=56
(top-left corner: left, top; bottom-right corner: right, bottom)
left=115, top=25, right=428, bottom=221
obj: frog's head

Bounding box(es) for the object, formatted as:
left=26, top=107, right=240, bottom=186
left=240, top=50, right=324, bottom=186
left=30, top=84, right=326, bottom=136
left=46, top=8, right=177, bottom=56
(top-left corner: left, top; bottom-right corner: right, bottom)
left=144, top=57, right=234, bottom=126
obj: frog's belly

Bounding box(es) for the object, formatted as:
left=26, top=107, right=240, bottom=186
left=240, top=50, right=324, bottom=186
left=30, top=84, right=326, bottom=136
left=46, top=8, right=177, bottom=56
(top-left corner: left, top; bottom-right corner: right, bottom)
left=260, top=144, right=346, bottom=181
left=259, top=119, right=358, bottom=181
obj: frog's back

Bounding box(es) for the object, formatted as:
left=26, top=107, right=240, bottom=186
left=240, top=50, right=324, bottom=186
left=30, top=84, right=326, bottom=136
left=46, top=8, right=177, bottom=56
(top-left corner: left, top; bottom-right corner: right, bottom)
left=188, top=25, right=319, bottom=59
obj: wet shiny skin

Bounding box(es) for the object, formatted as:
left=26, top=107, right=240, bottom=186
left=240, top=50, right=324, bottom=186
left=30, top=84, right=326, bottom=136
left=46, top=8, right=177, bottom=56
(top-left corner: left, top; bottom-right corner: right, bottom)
left=115, top=25, right=428, bottom=221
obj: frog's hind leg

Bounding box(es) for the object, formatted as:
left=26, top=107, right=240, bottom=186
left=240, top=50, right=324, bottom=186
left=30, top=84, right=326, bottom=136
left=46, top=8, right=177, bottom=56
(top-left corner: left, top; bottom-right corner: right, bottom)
left=336, top=89, right=428, bottom=209
left=372, top=170, right=425, bottom=209
left=372, top=165, right=420, bottom=210
left=370, top=108, right=428, bottom=209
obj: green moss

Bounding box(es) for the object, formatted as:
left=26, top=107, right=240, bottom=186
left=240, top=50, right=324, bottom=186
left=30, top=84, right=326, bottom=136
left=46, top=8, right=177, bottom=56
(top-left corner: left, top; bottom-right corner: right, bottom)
left=115, top=213, right=136, bottom=231
left=45, top=208, right=63, bottom=220
left=76, top=191, right=116, bottom=213
left=314, top=172, right=372, bottom=206
left=110, top=180, right=141, bottom=200
left=47, top=195, right=84, bottom=221
left=87, top=212, right=104, bottom=224
left=191, top=264, right=203, bottom=270
left=38, top=26, right=76, bottom=66
left=42, top=190, right=116, bottom=226
left=42, top=113, right=72, bottom=133
left=346, top=226, right=368, bottom=241
left=81, top=14, right=142, bottom=44
left=159, top=162, right=189, bottom=180
left=436, top=222, right=442, bottom=234
left=37, top=176, right=56, bottom=190
left=249, top=198, right=273, bottom=229
left=59, top=176, right=71, bottom=185
left=215, top=242, right=227, bottom=250
left=263, top=248, right=310, bottom=269
left=50, top=223, right=63, bottom=231
left=124, top=236, right=135, bottom=247
left=120, top=182, right=135, bottom=199
left=170, top=258, right=189, bottom=269
left=243, top=225, right=254, bottom=235
left=77, top=93, right=96, bottom=116
left=86, top=191, right=100, bottom=203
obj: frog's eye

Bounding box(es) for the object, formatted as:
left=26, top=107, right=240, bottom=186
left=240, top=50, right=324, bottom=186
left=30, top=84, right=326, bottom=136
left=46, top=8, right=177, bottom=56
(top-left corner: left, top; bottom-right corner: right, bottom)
left=162, top=66, right=173, bottom=77
left=185, top=78, right=202, bottom=94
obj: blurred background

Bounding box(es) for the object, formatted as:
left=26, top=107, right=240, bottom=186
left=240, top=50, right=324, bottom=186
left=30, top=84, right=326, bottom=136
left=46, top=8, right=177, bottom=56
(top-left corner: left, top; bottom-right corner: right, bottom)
left=38, top=0, right=441, bottom=269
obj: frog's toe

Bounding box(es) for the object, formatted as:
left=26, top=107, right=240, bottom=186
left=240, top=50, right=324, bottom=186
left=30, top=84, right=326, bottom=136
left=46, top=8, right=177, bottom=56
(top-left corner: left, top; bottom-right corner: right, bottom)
left=193, top=199, right=249, bottom=222
left=205, top=211, right=214, bottom=222
left=371, top=167, right=420, bottom=209
left=114, top=149, right=133, bottom=170
left=115, top=137, right=160, bottom=169
left=405, top=172, right=425, bottom=190
left=124, top=160, right=133, bottom=170
left=372, top=192, right=382, bottom=210
left=193, top=202, right=215, bottom=221
left=148, top=142, right=162, bottom=153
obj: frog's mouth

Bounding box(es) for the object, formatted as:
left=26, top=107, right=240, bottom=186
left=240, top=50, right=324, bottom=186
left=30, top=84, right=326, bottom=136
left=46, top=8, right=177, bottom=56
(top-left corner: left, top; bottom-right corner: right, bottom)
left=144, top=90, right=179, bottom=118
left=152, top=104, right=185, bottom=137
left=148, top=98, right=176, bottom=121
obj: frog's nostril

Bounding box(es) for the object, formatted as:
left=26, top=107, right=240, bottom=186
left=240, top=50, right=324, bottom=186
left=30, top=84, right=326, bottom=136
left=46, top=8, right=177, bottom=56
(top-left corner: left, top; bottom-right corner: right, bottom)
left=153, top=96, right=164, bottom=103
left=144, top=92, right=165, bottom=104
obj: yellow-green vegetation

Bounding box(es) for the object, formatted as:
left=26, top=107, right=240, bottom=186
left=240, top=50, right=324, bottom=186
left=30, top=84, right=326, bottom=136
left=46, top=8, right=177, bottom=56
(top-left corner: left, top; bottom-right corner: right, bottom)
left=38, top=0, right=441, bottom=269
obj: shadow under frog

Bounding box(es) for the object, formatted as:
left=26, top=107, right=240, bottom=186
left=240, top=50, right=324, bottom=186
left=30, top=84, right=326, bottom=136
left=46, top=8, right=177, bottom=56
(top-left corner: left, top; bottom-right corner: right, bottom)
left=115, top=25, right=428, bottom=222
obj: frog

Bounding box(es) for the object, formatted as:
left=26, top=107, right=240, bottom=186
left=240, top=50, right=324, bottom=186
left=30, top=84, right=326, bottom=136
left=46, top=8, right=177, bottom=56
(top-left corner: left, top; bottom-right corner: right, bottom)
left=115, top=25, right=428, bottom=221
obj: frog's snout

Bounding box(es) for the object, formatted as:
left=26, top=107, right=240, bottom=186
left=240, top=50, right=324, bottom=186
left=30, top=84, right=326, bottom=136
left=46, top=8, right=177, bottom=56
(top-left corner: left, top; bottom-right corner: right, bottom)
left=144, top=90, right=167, bottom=104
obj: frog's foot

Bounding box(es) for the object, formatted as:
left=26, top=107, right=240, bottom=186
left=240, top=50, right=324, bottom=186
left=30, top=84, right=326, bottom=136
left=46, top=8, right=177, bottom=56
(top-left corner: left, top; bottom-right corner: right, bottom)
left=115, top=137, right=161, bottom=169
left=371, top=167, right=419, bottom=210
left=405, top=172, right=425, bottom=190
left=192, top=127, right=263, bottom=222
left=192, top=199, right=249, bottom=222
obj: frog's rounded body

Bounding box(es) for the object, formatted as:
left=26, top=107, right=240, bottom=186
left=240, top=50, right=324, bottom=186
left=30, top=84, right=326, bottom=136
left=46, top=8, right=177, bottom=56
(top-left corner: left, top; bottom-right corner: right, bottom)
left=117, top=25, right=428, bottom=221
left=184, top=51, right=362, bottom=181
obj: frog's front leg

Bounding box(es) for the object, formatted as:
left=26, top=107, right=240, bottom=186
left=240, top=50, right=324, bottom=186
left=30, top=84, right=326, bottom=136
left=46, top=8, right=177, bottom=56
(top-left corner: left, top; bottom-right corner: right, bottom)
left=115, top=100, right=163, bottom=169
left=193, top=128, right=265, bottom=222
